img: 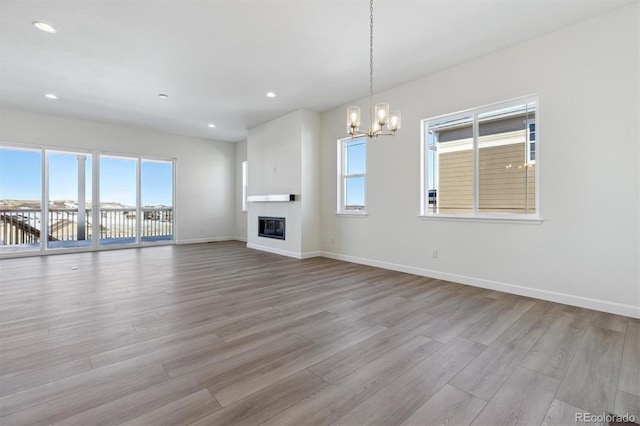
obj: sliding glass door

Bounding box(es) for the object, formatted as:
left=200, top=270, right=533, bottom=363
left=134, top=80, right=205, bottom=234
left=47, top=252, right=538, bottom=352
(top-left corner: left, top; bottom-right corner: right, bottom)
left=141, top=160, right=173, bottom=243
left=47, top=151, right=93, bottom=250
left=99, top=156, right=138, bottom=247
left=0, top=145, right=174, bottom=254
left=0, top=147, right=42, bottom=253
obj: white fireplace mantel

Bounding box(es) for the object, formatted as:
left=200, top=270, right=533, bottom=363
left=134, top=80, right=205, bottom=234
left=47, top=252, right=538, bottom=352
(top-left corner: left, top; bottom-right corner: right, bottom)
left=247, top=194, right=296, bottom=202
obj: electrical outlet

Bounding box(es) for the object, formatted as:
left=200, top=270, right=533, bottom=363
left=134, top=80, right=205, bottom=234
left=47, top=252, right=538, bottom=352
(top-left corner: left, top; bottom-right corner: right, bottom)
left=431, top=249, right=438, bottom=259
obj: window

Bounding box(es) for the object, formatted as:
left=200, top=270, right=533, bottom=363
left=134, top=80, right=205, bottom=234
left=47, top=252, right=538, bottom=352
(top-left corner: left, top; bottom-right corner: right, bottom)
left=0, top=145, right=175, bottom=254
left=422, top=97, right=538, bottom=218
left=337, top=137, right=366, bottom=214
left=242, top=161, right=248, bottom=212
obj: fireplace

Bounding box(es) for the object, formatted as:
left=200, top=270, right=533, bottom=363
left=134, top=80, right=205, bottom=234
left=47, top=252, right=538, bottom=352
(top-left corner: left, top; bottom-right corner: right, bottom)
left=258, top=216, right=285, bottom=240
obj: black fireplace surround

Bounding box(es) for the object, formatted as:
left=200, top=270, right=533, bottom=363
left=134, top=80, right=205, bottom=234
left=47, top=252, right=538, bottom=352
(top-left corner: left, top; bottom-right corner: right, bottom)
left=258, top=216, right=285, bottom=240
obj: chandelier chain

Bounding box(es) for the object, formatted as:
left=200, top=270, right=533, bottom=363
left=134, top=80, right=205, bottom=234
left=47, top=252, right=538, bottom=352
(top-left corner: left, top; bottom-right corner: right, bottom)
left=369, top=0, right=374, bottom=120
left=346, top=0, right=399, bottom=138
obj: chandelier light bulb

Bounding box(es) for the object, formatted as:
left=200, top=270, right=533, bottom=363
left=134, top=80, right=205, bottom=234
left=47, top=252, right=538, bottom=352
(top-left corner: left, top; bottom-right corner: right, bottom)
left=347, top=106, right=361, bottom=133
left=388, top=111, right=401, bottom=131
left=375, top=103, right=389, bottom=125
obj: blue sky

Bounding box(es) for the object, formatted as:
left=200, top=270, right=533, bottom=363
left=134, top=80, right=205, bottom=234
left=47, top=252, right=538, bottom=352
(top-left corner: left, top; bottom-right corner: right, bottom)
left=0, top=148, right=172, bottom=206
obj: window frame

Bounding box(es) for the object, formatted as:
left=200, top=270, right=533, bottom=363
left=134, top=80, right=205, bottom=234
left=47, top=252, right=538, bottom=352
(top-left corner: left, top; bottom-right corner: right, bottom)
left=241, top=160, right=248, bottom=212
left=337, top=137, right=367, bottom=216
left=420, top=96, right=541, bottom=222
left=526, top=119, right=536, bottom=164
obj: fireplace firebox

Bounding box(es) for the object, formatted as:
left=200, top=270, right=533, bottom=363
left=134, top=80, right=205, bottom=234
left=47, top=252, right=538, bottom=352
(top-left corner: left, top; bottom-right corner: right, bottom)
left=258, top=216, right=285, bottom=240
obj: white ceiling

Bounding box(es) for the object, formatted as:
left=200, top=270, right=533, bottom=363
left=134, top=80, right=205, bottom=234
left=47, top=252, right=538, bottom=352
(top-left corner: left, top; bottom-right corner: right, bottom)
left=0, top=0, right=635, bottom=142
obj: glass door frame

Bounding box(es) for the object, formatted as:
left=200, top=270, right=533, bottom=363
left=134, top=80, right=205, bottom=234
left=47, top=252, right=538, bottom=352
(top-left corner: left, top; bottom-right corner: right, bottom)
left=45, top=149, right=94, bottom=251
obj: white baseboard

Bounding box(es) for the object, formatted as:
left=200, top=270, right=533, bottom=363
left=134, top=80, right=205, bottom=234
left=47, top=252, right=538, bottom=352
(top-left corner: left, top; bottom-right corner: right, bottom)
left=301, top=251, right=323, bottom=259
left=245, top=244, right=323, bottom=260
left=319, top=251, right=640, bottom=319
left=177, top=236, right=239, bottom=245
left=246, top=243, right=303, bottom=259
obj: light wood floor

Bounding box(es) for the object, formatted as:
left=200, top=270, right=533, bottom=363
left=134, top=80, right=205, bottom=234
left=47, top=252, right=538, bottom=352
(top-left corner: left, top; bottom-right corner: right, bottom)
left=1, top=241, right=638, bottom=425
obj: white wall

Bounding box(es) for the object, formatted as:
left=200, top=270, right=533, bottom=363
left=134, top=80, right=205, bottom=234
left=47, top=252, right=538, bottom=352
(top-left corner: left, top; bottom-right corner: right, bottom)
left=318, top=4, right=640, bottom=317
left=246, top=109, right=321, bottom=258
left=301, top=110, right=321, bottom=254
left=234, top=139, right=247, bottom=240
left=0, top=108, right=236, bottom=244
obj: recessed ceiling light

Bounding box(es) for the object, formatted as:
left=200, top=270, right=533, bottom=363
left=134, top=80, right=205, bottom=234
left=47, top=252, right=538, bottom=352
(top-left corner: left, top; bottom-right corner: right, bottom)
left=33, top=21, right=57, bottom=33
left=158, top=93, right=168, bottom=98
left=45, top=93, right=58, bottom=99
left=266, top=92, right=276, bottom=98
left=208, top=124, right=216, bottom=128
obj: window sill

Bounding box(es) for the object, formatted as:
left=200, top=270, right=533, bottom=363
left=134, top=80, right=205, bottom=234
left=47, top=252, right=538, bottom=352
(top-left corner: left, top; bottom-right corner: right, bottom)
left=336, top=212, right=368, bottom=218
left=418, top=214, right=543, bottom=224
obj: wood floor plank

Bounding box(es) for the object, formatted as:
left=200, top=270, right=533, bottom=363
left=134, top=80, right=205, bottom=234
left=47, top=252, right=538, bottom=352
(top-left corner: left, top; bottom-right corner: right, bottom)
left=541, top=398, right=592, bottom=426
left=0, top=363, right=169, bottom=425
left=308, top=313, right=442, bottom=383
left=520, top=310, right=591, bottom=379
left=53, top=359, right=239, bottom=425
left=615, top=390, right=640, bottom=420
left=297, top=315, right=386, bottom=344
left=90, top=320, right=225, bottom=368
left=210, top=319, right=386, bottom=406
left=421, top=296, right=502, bottom=344
left=0, top=357, right=167, bottom=417
left=339, top=296, right=409, bottom=323
left=215, top=308, right=337, bottom=343
left=331, top=338, right=486, bottom=426
left=134, top=306, right=272, bottom=338
left=450, top=301, right=561, bottom=400
left=461, top=298, right=536, bottom=345
left=0, top=357, right=92, bottom=398
left=590, top=311, right=628, bottom=333
left=263, top=336, right=442, bottom=426
left=555, top=325, right=625, bottom=414
left=189, top=370, right=327, bottom=426
left=471, top=366, right=560, bottom=426
left=400, top=384, right=486, bottom=426
left=0, top=325, right=145, bottom=379
left=222, top=310, right=338, bottom=344
left=120, top=389, right=221, bottom=426
left=163, top=333, right=311, bottom=380
left=618, top=319, right=640, bottom=396
left=363, top=299, right=433, bottom=328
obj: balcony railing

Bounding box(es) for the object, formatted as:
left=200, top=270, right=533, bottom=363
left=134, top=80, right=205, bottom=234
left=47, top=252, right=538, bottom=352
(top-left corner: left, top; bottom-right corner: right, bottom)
left=0, top=207, right=173, bottom=247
